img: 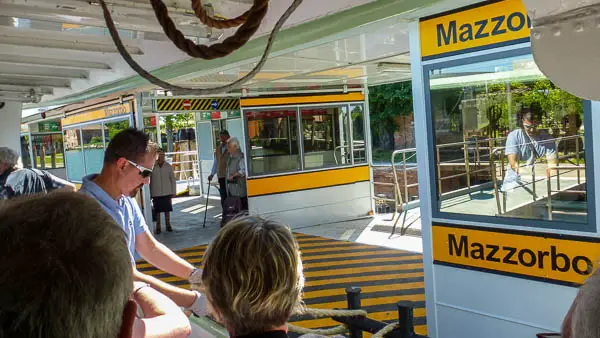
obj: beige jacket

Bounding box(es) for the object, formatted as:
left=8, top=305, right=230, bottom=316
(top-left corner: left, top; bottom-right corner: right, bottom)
left=150, top=162, right=177, bottom=197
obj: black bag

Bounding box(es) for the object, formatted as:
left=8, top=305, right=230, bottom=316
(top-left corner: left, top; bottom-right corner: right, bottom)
left=222, top=196, right=242, bottom=226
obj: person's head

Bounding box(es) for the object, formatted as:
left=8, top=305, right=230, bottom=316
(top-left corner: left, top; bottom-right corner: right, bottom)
left=157, top=150, right=166, bottom=166
left=103, top=128, right=158, bottom=196
left=227, top=137, right=241, bottom=155
left=0, top=147, right=19, bottom=175
left=518, top=107, right=540, bottom=133
left=563, top=270, right=600, bottom=338
left=0, top=192, right=133, bottom=338
left=201, top=216, right=304, bottom=335
left=219, top=130, right=230, bottom=144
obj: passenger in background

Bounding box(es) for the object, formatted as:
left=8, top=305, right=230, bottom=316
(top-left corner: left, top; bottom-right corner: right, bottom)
left=225, top=137, right=248, bottom=212
left=0, top=192, right=191, bottom=338
left=0, top=146, right=75, bottom=200
left=562, top=269, right=600, bottom=338
left=150, top=150, right=177, bottom=234
left=502, top=108, right=557, bottom=192
left=201, top=216, right=303, bottom=338
left=209, top=130, right=231, bottom=225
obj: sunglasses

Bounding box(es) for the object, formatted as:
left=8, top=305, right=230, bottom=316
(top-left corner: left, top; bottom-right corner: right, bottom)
left=126, top=159, right=153, bottom=178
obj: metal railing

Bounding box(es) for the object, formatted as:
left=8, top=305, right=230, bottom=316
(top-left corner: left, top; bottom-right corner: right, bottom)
left=489, top=134, right=585, bottom=215
left=372, top=148, right=417, bottom=237
left=166, top=150, right=200, bottom=182
left=546, top=166, right=587, bottom=220
left=435, top=136, right=506, bottom=197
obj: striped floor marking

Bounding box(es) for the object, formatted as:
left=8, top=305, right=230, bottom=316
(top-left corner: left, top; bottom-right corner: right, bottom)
left=136, top=233, right=427, bottom=336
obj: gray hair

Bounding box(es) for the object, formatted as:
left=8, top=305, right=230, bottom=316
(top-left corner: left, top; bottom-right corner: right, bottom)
left=0, top=147, right=18, bottom=168
left=227, top=137, right=241, bottom=150
left=570, top=270, right=600, bottom=338
left=0, top=192, right=133, bottom=337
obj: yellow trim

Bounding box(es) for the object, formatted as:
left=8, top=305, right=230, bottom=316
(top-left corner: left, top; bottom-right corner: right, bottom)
left=420, top=0, right=529, bottom=58
left=156, top=98, right=240, bottom=112
left=62, top=103, right=132, bottom=126
left=247, top=166, right=370, bottom=197
left=240, top=92, right=365, bottom=107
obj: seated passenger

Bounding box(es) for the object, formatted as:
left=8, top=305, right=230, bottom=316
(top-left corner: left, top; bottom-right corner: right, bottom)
left=0, top=192, right=190, bottom=338
left=562, top=269, right=600, bottom=338
left=0, top=146, right=75, bottom=200
left=502, top=108, right=557, bottom=192
left=201, top=216, right=304, bottom=337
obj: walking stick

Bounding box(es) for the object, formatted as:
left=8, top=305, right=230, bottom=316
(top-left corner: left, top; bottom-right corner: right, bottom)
left=202, top=181, right=211, bottom=228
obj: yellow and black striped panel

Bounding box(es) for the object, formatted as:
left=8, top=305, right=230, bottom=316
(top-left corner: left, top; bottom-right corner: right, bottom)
left=156, top=98, right=240, bottom=112
left=247, top=165, right=370, bottom=198
left=135, top=233, right=427, bottom=336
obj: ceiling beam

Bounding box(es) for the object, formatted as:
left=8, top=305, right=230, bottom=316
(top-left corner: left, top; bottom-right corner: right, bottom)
left=0, top=54, right=110, bottom=70
left=0, top=84, right=53, bottom=95
left=0, top=64, right=89, bottom=79
left=0, top=26, right=143, bottom=54
left=0, top=76, right=71, bottom=89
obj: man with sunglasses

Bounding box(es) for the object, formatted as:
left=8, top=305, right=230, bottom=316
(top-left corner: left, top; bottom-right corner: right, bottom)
left=79, top=128, right=207, bottom=320
left=502, top=108, right=557, bottom=192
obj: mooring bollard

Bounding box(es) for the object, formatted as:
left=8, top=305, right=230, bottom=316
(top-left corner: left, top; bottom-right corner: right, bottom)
left=346, top=287, right=363, bottom=338
left=397, top=301, right=415, bottom=337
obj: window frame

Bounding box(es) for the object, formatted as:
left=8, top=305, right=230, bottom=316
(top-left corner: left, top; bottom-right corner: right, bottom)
left=62, top=115, right=133, bottom=183
left=30, top=132, right=66, bottom=170
left=242, top=101, right=367, bottom=179
left=423, top=47, right=596, bottom=233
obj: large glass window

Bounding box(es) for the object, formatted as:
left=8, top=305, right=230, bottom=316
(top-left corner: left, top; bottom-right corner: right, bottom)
left=302, top=106, right=351, bottom=169
left=31, top=134, right=65, bottom=169
left=64, top=129, right=85, bottom=182
left=351, top=104, right=367, bottom=164
left=429, top=54, right=587, bottom=225
left=82, top=124, right=104, bottom=175
left=246, top=109, right=300, bottom=175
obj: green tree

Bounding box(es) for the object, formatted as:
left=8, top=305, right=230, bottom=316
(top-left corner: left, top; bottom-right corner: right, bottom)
left=163, top=113, right=194, bottom=152
left=368, top=81, right=413, bottom=149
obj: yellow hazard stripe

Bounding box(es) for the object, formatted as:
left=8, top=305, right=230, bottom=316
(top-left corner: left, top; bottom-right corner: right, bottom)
left=156, top=98, right=241, bottom=112
left=240, top=92, right=364, bottom=107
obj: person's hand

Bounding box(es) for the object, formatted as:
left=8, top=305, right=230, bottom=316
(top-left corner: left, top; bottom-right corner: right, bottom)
left=208, top=175, right=213, bottom=182
left=228, top=175, right=234, bottom=181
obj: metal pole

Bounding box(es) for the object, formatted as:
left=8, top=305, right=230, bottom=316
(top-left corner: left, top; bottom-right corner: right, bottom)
left=555, top=139, right=560, bottom=192
left=436, top=147, right=442, bottom=197
left=547, top=169, right=553, bottom=221
left=403, top=152, right=409, bottom=204
left=397, top=301, right=415, bottom=338
left=576, top=136, right=581, bottom=184
left=346, top=287, right=363, bottom=338
left=463, top=137, right=471, bottom=193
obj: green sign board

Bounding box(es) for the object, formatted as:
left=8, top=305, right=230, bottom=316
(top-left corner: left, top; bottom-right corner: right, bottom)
left=38, top=121, right=61, bottom=133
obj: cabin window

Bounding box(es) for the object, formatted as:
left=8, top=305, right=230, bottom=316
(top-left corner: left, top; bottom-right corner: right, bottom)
left=428, top=53, right=588, bottom=225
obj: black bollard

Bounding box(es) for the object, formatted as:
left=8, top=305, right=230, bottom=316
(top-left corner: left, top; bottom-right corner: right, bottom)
left=397, top=301, right=415, bottom=338
left=346, top=287, right=363, bottom=338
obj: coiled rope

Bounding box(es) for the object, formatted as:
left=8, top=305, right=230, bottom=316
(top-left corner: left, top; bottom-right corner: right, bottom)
left=97, top=0, right=303, bottom=95
left=191, top=0, right=250, bottom=29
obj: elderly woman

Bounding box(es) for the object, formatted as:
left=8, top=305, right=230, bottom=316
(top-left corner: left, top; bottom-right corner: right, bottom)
left=0, top=147, right=74, bottom=199
left=225, top=137, right=248, bottom=211
left=201, top=216, right=304, bottom=338
left=150, top=150, right=177, bottom=234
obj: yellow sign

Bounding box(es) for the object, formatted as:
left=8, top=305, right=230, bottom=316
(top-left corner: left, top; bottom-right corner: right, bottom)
left=432, top=224, right=600, bottom=286
left=420, top=0, right=530, bottom=59
left=62, top=103, right=132, bottom=126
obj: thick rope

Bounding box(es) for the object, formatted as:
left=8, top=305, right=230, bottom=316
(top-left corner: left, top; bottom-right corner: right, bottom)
left=294, top=307, right=368, bottom=318
left=372, top=323, right=399, bottom=338
left=150, top=0, right=269, bottom=59
left=191, top=0, right=250, bottom=29
left=287, top=323, right=348, bottom=336
left=97, top=0, right=303, bottom=95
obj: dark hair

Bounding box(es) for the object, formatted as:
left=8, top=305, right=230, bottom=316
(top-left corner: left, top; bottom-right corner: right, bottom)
left=0, top=192, right=132, bottom=337
left=220, top=130, right=230, bottom=137
left=104, top=128, right=158, bottom=163
left=517, top=107, right=541, bottom=128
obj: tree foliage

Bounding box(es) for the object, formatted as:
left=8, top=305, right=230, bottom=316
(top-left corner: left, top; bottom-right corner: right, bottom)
left=368, top=81, right=413, bottom=149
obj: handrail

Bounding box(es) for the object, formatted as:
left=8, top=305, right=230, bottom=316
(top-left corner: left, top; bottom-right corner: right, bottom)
left=388, top=148, right=417, bottom=237
left=546, top=166, right=587, bottom=220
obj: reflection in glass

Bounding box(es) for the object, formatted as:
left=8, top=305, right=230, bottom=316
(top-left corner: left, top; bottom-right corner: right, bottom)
left=32, top=134, right=64, bottom=169
left=82, top=124, right=104, bottom=175
left=64, top=128, right=85, bottom=182
left=20, top=135, right=31, bottom=168
left=301, top=106, right=351, bottom=169
left=430, top=54, right=586, bottom=223
left=246, top=109, right=300, bottom=175
left=351, top=104, right=367, bottom=164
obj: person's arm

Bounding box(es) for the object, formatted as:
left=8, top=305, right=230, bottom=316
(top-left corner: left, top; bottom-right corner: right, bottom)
left=507, top=154, right=520, bottom=172
left=238, top=153, right=246, bottom=178
left=132, top=282, right=192, bottom=338
left=504, top=131, right=520, bottom=172
left=209, top=151, right=217, bottom=180
left=136, top=231, right=195, bottom=279
left=134, top=269, right=205, bottom=311
left=45, top=172, right=76, bottom=192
